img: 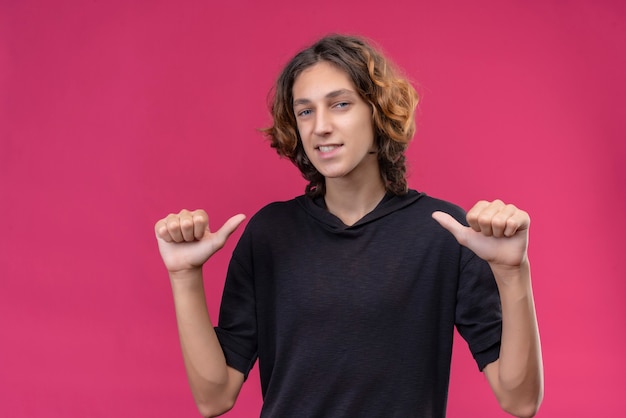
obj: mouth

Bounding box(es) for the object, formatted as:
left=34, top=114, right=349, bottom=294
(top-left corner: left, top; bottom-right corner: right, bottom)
left=316, top=144, right=343, bottom=153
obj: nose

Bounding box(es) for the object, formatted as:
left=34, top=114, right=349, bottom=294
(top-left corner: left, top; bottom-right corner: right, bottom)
left=313, top=108, right=332, bottom=136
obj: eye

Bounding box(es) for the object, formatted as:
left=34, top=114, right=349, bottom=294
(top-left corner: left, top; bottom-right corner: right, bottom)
left=333, top=101, right=350, bottom=110
left=297, top=109, right=312, bottom=117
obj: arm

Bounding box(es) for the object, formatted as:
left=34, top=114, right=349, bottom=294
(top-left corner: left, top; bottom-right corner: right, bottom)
left=155, top=209, right=247, bottom=417
left=433, top=200, right=543, bottom=418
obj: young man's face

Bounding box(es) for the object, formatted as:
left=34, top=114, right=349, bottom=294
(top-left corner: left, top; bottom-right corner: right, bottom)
left=292, top=61, right=378, bottom=183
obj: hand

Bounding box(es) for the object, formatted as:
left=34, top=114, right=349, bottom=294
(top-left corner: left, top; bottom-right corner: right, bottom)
left=154, top=209, right=246, bottom=274
left=432, top=200, right=530, bottom=268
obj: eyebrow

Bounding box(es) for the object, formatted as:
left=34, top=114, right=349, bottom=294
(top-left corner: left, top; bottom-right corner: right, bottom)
left=293, top=89, right=357, bottom=107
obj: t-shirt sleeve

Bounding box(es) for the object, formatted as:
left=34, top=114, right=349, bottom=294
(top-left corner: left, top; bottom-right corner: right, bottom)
left=455, top=248, right=503, bottom=371
left=214, top=227, right=258, bottom=380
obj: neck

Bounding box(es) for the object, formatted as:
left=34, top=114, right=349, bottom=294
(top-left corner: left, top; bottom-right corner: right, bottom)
left=324, top=175, right=386, bottom=226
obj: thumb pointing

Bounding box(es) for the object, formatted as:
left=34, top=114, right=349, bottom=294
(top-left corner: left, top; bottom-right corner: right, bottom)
left=432, top=211, right=467, bottom=246
left=215, top=213, right=247, bottom=243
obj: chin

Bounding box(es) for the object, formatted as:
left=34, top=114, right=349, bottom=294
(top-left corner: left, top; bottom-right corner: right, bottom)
left=318, top=169, right=349, bottom=179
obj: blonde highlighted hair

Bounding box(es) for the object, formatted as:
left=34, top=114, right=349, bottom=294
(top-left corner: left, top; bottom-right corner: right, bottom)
left=264, top=34, right=419, bottom=197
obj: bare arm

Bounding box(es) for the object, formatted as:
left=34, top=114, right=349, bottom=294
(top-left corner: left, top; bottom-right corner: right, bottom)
left=433, top=200, right=543, bottom=418
left=483, top=261, right=543, bottom=418
left=155, top=210, right=246, bottom=417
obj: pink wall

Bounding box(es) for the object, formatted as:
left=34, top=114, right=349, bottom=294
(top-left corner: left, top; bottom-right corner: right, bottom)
left=1, top=0, right=624, bottom=416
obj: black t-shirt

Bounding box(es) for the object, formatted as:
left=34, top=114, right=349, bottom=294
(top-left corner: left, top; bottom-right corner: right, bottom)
left=215, top=190, right=502, bottom=417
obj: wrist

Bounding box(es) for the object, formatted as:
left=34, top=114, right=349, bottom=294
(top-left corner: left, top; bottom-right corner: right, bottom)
left=169, top=267, right=204, bottom=284
left=489, top=259, right=531, bottom=287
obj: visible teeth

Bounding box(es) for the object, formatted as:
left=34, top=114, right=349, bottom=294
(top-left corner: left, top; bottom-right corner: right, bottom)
left=318, top=145, right=338, bottom=153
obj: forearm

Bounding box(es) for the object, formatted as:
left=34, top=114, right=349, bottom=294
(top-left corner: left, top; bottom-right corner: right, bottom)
left=488, top=261, right=544, bottom=416
left=170, top=269, right=242, bottom=416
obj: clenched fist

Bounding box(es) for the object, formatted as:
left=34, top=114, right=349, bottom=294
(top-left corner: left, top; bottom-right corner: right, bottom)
left=155, top=209, right=246, bottom=274
left=432, top=199, right=530, bottom=269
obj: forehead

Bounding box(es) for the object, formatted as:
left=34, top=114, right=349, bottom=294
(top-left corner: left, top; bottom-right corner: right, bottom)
left=292, top=61, right=357, bottom=100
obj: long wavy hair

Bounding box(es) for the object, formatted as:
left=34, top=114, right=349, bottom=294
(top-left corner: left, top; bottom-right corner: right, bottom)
left=263, top=34, right=419, bottom=197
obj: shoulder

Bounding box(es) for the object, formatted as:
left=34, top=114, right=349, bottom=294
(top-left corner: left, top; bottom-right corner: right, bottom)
left=421, top=195, right=468, bottom=222
left=233, top=197, right=310, bottom=257
left=402, top=190, right=469, bottom=226
left=253, top=197, right=302, bottom=219
left=242, top=197, right=305, bottom=234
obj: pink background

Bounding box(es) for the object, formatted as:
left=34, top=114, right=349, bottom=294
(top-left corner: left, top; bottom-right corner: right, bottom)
left=1, top=0, right=625, bottom=416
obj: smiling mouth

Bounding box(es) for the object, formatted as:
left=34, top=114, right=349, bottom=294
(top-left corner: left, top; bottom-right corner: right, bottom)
left=316, top=145, right=342, bottom=153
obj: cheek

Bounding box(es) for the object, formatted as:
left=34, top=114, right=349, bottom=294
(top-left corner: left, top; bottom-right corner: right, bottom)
left=353, top=108, right=376, bottom=142
left=357, top=122, right=376, bottom=146
left=295, top=121, right=310, bottom=141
